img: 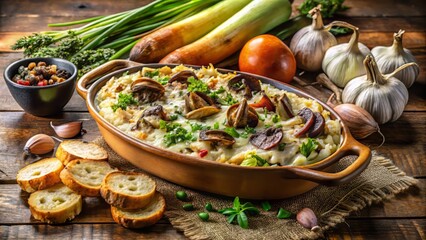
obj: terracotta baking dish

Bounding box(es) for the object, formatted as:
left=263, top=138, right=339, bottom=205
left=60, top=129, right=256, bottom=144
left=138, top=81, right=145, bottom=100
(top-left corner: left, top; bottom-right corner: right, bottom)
left=77, top=60, right=371, bottom=200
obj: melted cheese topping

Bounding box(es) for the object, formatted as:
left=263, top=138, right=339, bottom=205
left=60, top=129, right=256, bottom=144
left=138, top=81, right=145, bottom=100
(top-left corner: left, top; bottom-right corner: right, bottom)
left=96, top=65, right=341, bottom=166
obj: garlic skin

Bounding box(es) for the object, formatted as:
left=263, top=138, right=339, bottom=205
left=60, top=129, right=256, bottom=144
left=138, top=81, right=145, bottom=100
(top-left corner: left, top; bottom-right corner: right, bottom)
left=342, top=54, right=416, bottom=124
left=290, top=6, right=337, bottom=72
left=50, top=121, right=84, bottom=138
left=322, top=25, right=371, bottom=88
left=24, top=134, right=55, bottom=155
left=296, top=208, right=320, bottom=231
left=372, top=30, right=419, bottom=88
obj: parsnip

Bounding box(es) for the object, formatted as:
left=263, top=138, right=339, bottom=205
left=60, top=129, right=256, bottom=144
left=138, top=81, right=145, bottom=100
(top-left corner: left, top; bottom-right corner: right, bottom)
left=129, top=0, right=250, bottom=63
left=160, top=0, right=292, bottom=66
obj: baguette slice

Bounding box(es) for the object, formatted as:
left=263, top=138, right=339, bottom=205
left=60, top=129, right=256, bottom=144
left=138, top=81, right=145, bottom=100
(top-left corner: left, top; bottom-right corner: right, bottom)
left=17, top=158, right=64, bottom=193
left=111, top=191, right=166, bottom=228
left=56, top=140, right=108, bottom=165
left=100, top=171, right=156, bottom=209
left=28, top=183, right=82, bottom=224
left=60, top=159, right=116, bottom=197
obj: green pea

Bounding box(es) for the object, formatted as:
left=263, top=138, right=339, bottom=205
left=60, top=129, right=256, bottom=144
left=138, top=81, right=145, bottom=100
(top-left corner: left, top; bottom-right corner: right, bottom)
left=176, top=191, right=187, bottom=201
left=205, top=203, right=215, bottom=212
left=182, top=203, right=194, bottom=211
left=198, top=212, right=209, bottom=221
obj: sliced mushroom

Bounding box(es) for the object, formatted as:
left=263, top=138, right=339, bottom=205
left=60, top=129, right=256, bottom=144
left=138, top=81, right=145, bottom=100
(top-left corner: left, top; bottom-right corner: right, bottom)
left=185, top=91, right=220, bottom=119
left=226, top=99, right=259, bottom=128
left=228, top=74, right=261, bottom=99
left=276, top=93, right=294, bottom=120
left=131, top=77, right=165, bottom=103
left=250, top=93, right=275, bottom=111
left=168, top=70, right=198, bottom=85
left=308, top=112, right=325, bottom=138
left=294, top=108, right=315, bottom=137
left=249, top=127, right=283, bottom=150
left=199, top=130, right=235, bottom=147
left=132, top=105, right=169, bottom=130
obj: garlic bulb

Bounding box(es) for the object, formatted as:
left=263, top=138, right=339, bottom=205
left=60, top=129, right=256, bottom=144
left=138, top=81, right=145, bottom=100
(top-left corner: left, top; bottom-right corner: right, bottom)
left=322, top=23, right=371, bottom=88
left=290, top=6, right=337, bottom=72
left=371, top=30, right=419, bottom=88
left=296, top=208, right=320, bottom=231
left=342, top=55, right=417, bottom=124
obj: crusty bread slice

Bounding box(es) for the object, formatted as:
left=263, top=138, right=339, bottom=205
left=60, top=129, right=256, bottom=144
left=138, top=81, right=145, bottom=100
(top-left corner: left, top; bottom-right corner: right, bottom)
left=17, top=158, right=64, bottom=193
left=28, top=183, right=82, bottom=224
left=60, top=159, right=116, bottom=197
left=100, top=171, right=156, bottom=209
left=55, top=140, right=108, bottom=165
left=111, top=191, right=166, bottom=228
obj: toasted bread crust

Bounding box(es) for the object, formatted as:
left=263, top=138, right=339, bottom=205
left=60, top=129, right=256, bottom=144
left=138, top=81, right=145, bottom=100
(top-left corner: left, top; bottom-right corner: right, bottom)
left=100, top=171, right=156, bottom=209
left=60, top=159, right=116, bottom=197
left=56, top=140, right=108, bottom=165
left=111, top=192, right=165, bottom=228
left=28, top=183, right=82, bottom=224
left=17, top=158, right=64, bottom=193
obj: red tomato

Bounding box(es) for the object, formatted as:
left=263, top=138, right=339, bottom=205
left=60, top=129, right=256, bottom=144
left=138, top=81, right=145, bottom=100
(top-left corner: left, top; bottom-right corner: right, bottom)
left=239, top=34, right=296, bottom=83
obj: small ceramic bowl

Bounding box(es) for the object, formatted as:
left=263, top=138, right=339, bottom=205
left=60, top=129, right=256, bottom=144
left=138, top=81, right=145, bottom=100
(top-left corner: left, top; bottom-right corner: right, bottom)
left=3, top=57, right=78, bottom=116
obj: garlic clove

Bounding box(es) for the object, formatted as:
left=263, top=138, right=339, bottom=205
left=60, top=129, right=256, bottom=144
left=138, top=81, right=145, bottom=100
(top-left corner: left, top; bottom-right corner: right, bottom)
left=24, top=134, right=55, bottom=155
left=296, top=208, right=320, bottom=231
left=50, top=121, right=85, bottom=139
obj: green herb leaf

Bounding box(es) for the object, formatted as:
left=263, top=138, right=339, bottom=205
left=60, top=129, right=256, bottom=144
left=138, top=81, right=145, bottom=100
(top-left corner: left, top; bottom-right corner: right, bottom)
left=278, top=143, right=286, bottom=151
left=198, top=212, right=209, bottom=221
left=225, top=127, right=240, bottom=138
left=187, top=76, right=209, bottom=93
left=240, top=126, right=255, bottom=138
left=237, top=212, right=249, bottom=229
left=261, top=201, right=272, bottom=211
left=227, top=214, right=238, bottom=224
left=298, top=0, right=349, bottom=18
left=169, top=114, right=178, bottom=121
left=190, top=122, right=210, bottom=132
left=158, top=76, right=170, bottom=85
left=111, top=93, right=137, bottom=112
left=218, top=93, right=238, bottom=105
left=144, top=69, right=159, bottom=78
left=213, top=122, right=219, bottom=130
left=300, top=138, right=318, bottom=157
left=233, top=197, right=241, bottom=211
left=218, top=208, right=237, bottom=215
left=277, top=208, right=292, bottom=219
left=272, top=114, right=281, bottom=123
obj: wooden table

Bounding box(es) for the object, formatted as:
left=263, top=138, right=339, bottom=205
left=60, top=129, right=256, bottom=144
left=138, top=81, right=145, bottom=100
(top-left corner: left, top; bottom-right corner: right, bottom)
left=0, top=0, right=425, bottom=239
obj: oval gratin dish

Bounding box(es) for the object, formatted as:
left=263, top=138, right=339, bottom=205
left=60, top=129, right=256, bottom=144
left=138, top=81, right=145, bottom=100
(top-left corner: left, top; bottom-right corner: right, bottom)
left=77, top=60, right=371, bottom=199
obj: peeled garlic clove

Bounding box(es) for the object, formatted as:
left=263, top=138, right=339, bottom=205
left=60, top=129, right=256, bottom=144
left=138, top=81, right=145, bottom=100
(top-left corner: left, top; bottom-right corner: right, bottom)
left=296, top=208, right=320, bottom=231
left=50, top=121, right=85, bottom=138
left=24, top=134, right=55, bottom=155
left=371, top=30, right=419, bottom=88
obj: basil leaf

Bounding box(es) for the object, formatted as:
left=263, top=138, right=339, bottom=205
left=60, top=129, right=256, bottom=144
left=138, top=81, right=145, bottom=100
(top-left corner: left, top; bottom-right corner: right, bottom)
left=277, top=208, right=292, bottom=219
left=227, top=213, right=237, bottom=224
left=261, top=201, right=271, bottom=211
left=237, top=211, right=249, bottom=229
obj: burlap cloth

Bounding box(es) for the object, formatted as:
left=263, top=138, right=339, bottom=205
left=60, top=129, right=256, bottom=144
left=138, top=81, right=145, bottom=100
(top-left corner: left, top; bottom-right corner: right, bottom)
left=93, top=138, right=418, bottom=240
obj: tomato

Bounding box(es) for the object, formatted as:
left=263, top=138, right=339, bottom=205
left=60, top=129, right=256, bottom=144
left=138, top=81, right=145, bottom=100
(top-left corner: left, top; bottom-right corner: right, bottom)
left=239, top=34, right=296, bottom=83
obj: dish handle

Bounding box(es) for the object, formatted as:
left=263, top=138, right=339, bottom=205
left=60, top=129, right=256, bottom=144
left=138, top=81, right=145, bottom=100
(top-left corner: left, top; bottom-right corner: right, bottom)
left=77, top=60, right=142, bottom=100
left=285, top=139, right=371, bottom=185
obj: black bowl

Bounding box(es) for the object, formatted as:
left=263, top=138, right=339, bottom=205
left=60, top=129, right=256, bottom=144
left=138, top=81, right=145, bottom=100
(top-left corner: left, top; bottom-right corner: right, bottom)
left=3, top=57, right=78, bottom=116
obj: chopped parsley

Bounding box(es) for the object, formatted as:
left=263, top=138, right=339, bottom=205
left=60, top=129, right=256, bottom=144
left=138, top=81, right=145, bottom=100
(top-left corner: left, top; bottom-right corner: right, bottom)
left=272, top=114, right=280, bottom=123
left=213, top=122, right=220, bottom=130
left=241, top=153, right=269, bottom=167
left=278, top=143, right=286, bottom=151
left=218, top=93, right=238, bottom=105
left=208, top=86, right=226, bottom=99
left=159, top=120, right=194, bottom=146
left=158, top=76, right=170, bottom=85
left=240, top=126, right=255, bottom=139
left=169, top=114, right=178, bottom=121
left=111, top=93, right=137, bottom=112
left=300, top=138, right=318, bottom=157
left=144, top=69, right=159, bottom=78
left=225, top=127, right=240, bottom=138
left=187, top=76, right=209, bottom=93
left=189, top=122, right=210, bottom=132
